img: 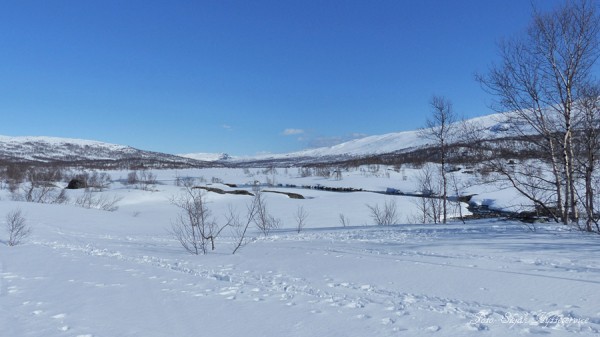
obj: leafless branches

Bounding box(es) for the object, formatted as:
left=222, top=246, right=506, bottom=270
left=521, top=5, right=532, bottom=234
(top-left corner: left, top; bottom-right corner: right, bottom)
left=477, top=0, right=600, bottom=227
left=170, top=187, right=227, bottom=255
left=252, top=186, right=281, bottom=236
left=366, top=199, right=399, bottom=226
left=419, top=96, right=458, bottom=224
left=295, top=206, right=309, bottom=233
left=75, top=190, right=122, bottom=212
left=5, top=209, right=30, bottom=246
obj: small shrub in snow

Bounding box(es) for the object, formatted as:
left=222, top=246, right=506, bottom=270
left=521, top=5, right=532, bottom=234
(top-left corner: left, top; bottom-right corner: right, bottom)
left=175, top=174, right=195, bottom=188
left=229, top=202, right=259, bottom=255
left=252, top=186, right=281, bottom=236
left=366, top=200, right=399, bottom=226
left=5, top=208, right=31, bottom=246
left=13, top=183, right=69, bottom=205
left=126, top=171, right=138, bottom=185
left=126, top=170, right=157, bottom=191
left=170, top=187, right=228, bottom=255
left=295, top=206, right=309, bottom=233
left=87, top=171, right=112, bottom=190
left=338, top=213, right=350, bottom=227
left=75, top=190, right=122, bottom=212
left=229, top=186, right=282, bottom=254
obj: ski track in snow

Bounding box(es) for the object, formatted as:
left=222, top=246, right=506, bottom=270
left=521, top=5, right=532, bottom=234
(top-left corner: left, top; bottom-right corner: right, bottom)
left=12, top=225, right=598, bottom=336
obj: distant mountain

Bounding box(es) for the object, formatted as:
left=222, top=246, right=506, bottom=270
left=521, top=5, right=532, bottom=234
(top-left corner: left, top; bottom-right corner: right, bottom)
left=179, top=152, right=231, bottom=162
left=225, top=112, right=520, bottom=166
left=0, top=135, right=211, bottom=168
left=0, top=112, right=522, bottom=169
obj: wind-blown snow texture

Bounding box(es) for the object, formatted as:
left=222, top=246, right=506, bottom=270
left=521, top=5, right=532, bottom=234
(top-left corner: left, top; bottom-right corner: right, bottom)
left=1, top=167, right=599, bottom=336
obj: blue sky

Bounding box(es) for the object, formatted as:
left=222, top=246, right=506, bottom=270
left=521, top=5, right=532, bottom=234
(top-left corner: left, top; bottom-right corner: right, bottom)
left=0, top=0, right=563, bottom=156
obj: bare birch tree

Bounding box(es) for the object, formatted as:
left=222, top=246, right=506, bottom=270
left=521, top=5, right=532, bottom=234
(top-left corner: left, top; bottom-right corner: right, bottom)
left=5, top=209, right=31, bottom=246
left=252, top=186, right=281, bottom=236
left=419, top=95, right=458, bottom=224
left=170, top=187, right=227, bottom=255
left=573, top=84, right=600, bottom=231
left=295, top=206, right=309, bottom=233
left=478, top=0, right=600, bottom=225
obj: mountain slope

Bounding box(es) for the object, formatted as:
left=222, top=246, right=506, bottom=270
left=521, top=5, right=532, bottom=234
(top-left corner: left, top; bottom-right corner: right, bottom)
left=226, top=112, right=515, bottom=165
left=0, top=135, right=209, bottom=168
left=0, top=112, right=519, bottom=168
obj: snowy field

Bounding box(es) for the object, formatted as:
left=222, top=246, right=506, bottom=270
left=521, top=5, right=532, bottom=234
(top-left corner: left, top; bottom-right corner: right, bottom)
left=1, top=167, right=599, bottom=336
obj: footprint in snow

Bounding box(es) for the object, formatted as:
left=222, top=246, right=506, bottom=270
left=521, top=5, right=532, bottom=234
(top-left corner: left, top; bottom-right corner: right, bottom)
left=425, top=325, right=441, bottom=332
left=381, top=318, right=395, bottom=325
left=466, top=323, right=489, bottom=331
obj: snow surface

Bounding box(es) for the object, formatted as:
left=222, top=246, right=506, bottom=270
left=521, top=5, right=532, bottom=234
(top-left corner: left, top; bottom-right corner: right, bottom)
left=1, top=167, right=599, bottom=337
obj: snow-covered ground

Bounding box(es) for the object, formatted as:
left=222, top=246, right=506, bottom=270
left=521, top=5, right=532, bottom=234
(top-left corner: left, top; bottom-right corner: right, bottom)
left=1, top=167, right=599, bottom=336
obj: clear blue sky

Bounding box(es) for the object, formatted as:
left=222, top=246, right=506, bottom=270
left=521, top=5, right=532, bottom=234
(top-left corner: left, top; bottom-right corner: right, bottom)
left=0, top=0, right=564, bottom=156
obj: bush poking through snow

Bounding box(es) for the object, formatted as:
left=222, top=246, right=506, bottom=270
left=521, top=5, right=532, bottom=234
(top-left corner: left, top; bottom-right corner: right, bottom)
left=12, top=183, right=69, bottom=205
left=339, top=213, right=350, bottom=227
left=228, top=202, right=259, bottom=255
left=5, top=208, right=31, bottom=246
left=252, top=186, right=281, bottom=236
left=366, top=200, right=400, bottom=226
left=75, top=190, right=122, bottom=212
left=295, top=206, right=309, bottom=233
left=170, top=187, right=228, bottom=255
left=126, top=170, right=157, bottom=191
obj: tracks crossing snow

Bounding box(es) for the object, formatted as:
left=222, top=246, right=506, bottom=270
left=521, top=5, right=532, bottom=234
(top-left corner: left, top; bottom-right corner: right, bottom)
left=28, top=226, right=600, bottom=336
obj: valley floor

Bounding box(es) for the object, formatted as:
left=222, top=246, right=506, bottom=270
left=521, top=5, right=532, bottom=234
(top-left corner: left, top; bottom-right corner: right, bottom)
left=1, top=167, right=599, bottom=336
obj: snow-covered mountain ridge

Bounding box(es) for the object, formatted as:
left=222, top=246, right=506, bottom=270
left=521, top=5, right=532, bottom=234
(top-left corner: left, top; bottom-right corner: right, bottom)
left=226, top=112, right=516, bottom=164
left=0, top=112, right=517, bottom=167
left=0, top=135, right=206, bottom=167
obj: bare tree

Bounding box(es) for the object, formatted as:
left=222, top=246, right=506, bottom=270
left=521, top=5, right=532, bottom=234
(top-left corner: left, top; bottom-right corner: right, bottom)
left=252, top=186, right=281, bottom=236
left=573, top=84, right=600, bottom=231
left=295, top=206, right=309, bottom=233
left=174, top=173, right=195, bottom=188
left=334, top=168, right=343, bottom=180
left=229, top=200, right=259, bottom=254
left=338, top=213, right=350, bottom=227
left=170, top=187, right=227, bottom=255
left=229, top=185, right=283, bottom=254
left=478, top=0, right=600, bottom=225
left=449, top=173, right=466, bottom=224
left=75, top=189, right=122, bottom=212
left=15, top=180, right=68, bottom=205
left=138, top=170, right=157, bottom=190
left=126, top=171, right=138, bottom=186
left=5, top=209, right=31, bottom=246
left=412, top=163, right=444, bottom=224
left=366, top=199, right=399, bottom=226
left=86, top=171, right=112, bottom=190
left=419, top=96, right=458, bottom=224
